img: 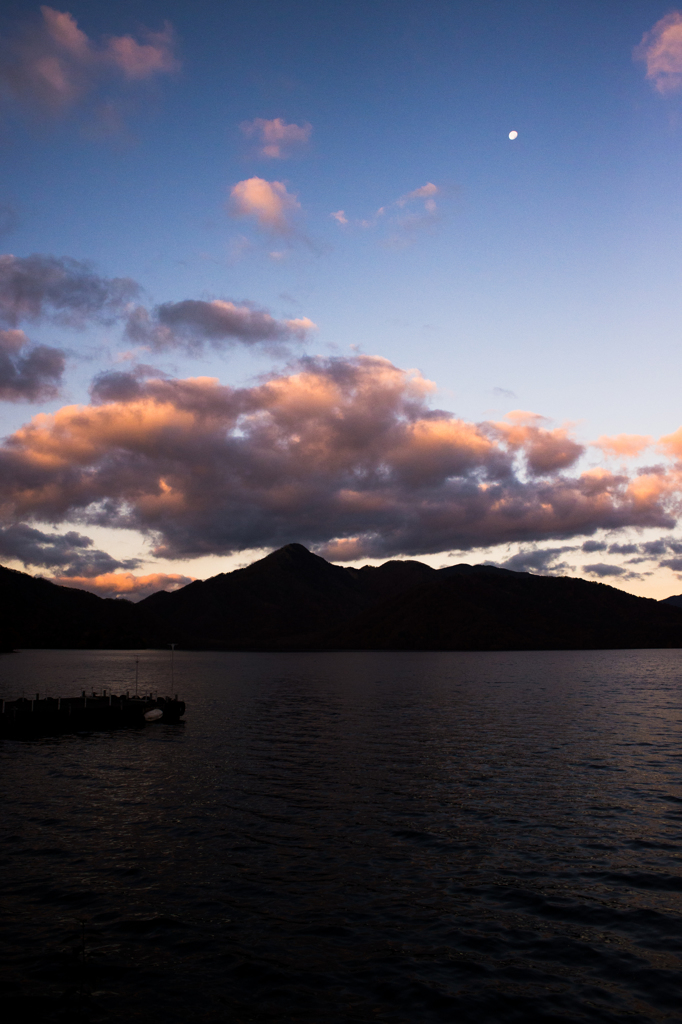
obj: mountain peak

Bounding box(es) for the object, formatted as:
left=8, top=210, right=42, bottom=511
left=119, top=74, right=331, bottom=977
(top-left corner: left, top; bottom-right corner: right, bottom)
left=255, top=543, right=327, bottom=568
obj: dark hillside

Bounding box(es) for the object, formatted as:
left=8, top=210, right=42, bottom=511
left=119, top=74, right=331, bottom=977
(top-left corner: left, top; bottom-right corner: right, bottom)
left=0, top=565, right=150, bottom=650
left=139, top=544, right=367, bottom=648
left=139, top=544, right=453, bottom=648
left=3, top=546, right=682, bottom=651
left=316, top=570, right=682, bottom=651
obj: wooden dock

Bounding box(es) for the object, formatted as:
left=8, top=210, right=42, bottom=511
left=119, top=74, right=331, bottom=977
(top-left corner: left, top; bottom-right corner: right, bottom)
left=0, top=691, right=185, bottom=738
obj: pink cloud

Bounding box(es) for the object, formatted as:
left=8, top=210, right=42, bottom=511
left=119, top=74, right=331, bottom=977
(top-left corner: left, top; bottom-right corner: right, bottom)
left=0, top=7, right=180, bottom=115
left=396, top=182, right=439, bottom=208
left=634, top=11, right=682, bottom=94
left=240, top=118, right=312, bottom=158
left=592, top=433, right=653, bottom=458
left=489, top=411, right=584, bottom=474
left=228, top=177, right=301, bottom=235
left=658, top=425, right=682, bottom=458
left=331, top=210, right=348, bottom=225
left=53, top=571, right=194, bottom=601
left=0, top=356, right=680, bottom=562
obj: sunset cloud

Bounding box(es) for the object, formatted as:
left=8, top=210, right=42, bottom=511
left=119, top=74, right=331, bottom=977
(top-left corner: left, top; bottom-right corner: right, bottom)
left=0, top=253, right=139, bottom=328
left=592, top=433, right=653, bottom=458
left=0, top=7, right=180, bottom=115
left=240, top=118, right=312, bottom=158
left=228, top=178, right=301, bottom=235
left=0, top=328, right=65, bottom=401
left=0, top=356, right=680, bottom=564
left=125, top=298, right=316, bottom=353
left=488, top=411, right=584, bottom=475
left=635, top=12, right=682, bottom=94
left=53, top=571, right=193, bottom=601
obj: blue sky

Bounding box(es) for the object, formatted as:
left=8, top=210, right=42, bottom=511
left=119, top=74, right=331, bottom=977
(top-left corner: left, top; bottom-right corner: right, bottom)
left=2, top=1, right=682, bottom=600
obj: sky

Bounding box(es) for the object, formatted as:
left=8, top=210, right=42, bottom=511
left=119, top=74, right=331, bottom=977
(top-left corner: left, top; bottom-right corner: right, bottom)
left=3, top=0, right=682, bottom=601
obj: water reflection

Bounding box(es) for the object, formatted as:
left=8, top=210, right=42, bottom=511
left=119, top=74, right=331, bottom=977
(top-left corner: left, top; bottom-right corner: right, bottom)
left=1, top=649, right=681, bottom=1022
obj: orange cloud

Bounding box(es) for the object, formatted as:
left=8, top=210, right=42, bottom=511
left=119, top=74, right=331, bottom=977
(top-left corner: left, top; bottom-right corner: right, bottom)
left=229, top=177, right=301, bottom=235
left=659, top=425, right=682, bottom=458
left=240, top=118, right=312, bottom=158
left=53, top=571, right=194, bottom=601
left=0, top=7, right=180, bottom=115
left=490, top=411, right=584, bottom=474
left=0, top=356, right=679, bottom=562
left=592, top=433, right=653, bottom=458
left=634, top=12, right=682, bottom=94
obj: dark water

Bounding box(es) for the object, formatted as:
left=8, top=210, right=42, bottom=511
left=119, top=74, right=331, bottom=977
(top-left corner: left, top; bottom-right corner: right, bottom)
left=1, top=649, right=682, bottom=1023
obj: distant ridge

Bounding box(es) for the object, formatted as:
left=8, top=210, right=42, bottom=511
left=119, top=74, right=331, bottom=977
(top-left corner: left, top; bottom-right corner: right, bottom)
left=2, top=544, right=682, bottom=651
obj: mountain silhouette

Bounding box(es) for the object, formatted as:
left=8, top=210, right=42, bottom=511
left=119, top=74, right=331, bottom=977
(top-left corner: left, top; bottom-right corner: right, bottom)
left=2, top=544, right=682, bottom=651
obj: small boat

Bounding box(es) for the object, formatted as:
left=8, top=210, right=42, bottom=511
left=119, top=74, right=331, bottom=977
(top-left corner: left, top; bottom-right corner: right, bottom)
left=0, top=690, right=186, bottom=739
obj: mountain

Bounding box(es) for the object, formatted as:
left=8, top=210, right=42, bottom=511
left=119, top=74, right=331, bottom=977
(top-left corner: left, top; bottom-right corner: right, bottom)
left=138, top=543, right=440, bottom=648
left=0, top=564, right=150, bottom=651
left=3, top=544, right=682, bottom=651
left=660, top=593, right=682, bottom=611
left=317, top=568, right=682, bottom=651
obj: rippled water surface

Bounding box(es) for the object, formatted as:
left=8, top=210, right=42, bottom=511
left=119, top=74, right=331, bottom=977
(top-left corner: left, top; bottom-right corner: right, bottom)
left=2, top=649, right=682, bottom=1022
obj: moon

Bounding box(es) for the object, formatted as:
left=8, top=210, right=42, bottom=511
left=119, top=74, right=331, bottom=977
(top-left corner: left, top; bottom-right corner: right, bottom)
left=508, top=130, right=518, bottom=140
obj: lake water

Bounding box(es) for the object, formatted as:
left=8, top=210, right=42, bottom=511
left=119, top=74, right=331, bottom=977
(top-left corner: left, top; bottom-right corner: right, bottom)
left=1, top=649, right=682, bottom=1023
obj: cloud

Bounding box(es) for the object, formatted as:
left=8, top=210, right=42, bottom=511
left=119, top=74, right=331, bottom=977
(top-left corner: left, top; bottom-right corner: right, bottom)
left=592, top=433, right=653, bottom=458
left=608, top=542, right=639, bottom=555
left=641, top=538, right=670, bottom=556
left=0, top=355, right=680, bottom=563
left=0, top=7, right=180, bottom=116
left=582, top=562, right=627, bottom=577
left=52, top=571, right=193, bottom=601
left=659, top=557, right=682, bottom=572
left=125, top=298, right=316, bottom=354
left=396, top=182, right=439, bottom=208
left=0, top=328, right=65, bottom=401
left=0, top=252, right=316, bottom=358
left=635, top=12, right=682, bottom=94
left=0, top=522, right=139, bottom=576
left=228, top=178, right=301, bottom=235
left=488, top=410, right=584, bottom=475
left=581, top=539, right=606, bottom=552
left=240, top=118, right=312, bottom=158
left=489, top=545, right=575, bottom=574
left=337, top=183, right=442, bottom=242
left=381, top=184, right=441, bottom=248
left=493, top=387, right=516, bottom=400
left=0, top=253, right=139, bottom=328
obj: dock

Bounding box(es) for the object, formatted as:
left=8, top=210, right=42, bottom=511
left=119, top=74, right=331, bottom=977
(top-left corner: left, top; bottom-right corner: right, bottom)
left=0, top=690, right=186, bottom=739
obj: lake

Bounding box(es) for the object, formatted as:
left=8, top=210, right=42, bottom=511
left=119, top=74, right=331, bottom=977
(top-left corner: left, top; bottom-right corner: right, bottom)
left=1, top=649, right=681, bottom=1022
